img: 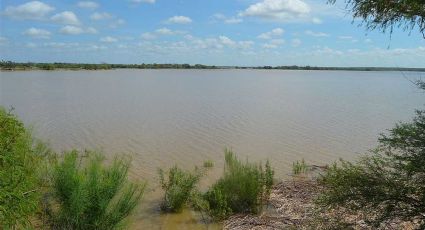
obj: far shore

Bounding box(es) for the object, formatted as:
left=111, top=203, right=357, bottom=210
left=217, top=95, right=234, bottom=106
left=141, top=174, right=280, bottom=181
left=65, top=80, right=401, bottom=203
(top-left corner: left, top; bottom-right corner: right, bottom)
left=1, top=61, right=425, bottom=72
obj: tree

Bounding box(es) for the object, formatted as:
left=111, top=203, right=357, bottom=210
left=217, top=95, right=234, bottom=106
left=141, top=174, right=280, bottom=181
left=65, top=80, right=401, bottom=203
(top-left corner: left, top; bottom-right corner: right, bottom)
left=328, top=0, right=425, bottom=38
left=317, top=82, right=425, bottom=228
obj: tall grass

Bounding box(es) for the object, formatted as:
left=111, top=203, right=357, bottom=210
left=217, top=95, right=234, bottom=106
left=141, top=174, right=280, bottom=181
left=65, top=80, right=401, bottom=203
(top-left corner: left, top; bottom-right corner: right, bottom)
left=203, top=160, right=214, bottom=168
left=292, top=159, right=309, bottom=175
left=158, top=166, right=202, bottom=213
left=204, top=149, right=274, bottom=220
left=46, top=150, right=145, bottom=229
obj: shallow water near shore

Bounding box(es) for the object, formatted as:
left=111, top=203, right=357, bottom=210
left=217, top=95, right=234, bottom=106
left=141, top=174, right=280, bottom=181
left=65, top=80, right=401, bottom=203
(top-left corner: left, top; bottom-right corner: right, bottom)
left=1, top=69, right=423, bottom=229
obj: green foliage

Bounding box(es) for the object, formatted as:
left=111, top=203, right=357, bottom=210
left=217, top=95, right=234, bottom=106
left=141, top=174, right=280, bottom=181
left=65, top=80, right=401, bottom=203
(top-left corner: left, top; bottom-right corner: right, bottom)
left=204, top=149, right=274, bottom=220
left=292, top=159, right=309, bottom=175
left=46, top=150, right=145, bottom=229
left=203, top=160, right=214, bottom=168
left=328, top=0, right=425, bottom=38
left=158, top=166, right=201, bottom=213
left=317, top=108, right=425, bottom=228
left=0, top=107, right=41, bottom=228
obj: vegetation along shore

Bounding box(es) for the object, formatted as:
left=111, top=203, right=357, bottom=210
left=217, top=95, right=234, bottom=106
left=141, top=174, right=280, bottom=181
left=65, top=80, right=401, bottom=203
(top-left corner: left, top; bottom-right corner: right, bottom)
left=1, top=61, right=425, bottom=72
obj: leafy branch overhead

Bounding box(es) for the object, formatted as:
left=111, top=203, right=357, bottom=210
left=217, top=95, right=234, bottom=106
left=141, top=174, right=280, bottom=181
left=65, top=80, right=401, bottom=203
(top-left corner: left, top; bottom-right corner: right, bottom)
left=328, top=0, right=425, bottom=38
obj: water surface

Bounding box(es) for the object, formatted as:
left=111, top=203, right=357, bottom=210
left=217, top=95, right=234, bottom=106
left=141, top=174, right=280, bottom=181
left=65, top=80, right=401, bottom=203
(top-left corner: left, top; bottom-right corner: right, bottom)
left=1, top=69, right=423, bottom=229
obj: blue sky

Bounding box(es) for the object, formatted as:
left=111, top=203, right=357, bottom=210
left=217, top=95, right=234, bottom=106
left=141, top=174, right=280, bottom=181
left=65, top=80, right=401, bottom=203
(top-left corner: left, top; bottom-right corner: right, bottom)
left=1, top=0, right=424, bottom=67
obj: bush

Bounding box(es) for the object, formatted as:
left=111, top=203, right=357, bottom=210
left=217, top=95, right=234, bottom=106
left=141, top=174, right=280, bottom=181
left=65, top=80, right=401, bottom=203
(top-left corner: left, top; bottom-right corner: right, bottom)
left=46, top=150, right=145, bottom=229
left=158, top=166, right=201, bottom=213
left=292, top=159, right=309, bottom=175
left=0, top=107, right=42, bottom=228
left=203, top=160, right=214, bottom=168
left=317, top=108, right=425, bottom=228
left=204, top=149, right=274, bottom=220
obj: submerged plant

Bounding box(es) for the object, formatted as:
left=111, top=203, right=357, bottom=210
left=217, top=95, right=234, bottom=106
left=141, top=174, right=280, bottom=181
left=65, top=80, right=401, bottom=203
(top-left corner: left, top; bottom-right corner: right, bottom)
left=47, top=150, right=145, bottom=229
left=158, top=165, right=202, bottom=213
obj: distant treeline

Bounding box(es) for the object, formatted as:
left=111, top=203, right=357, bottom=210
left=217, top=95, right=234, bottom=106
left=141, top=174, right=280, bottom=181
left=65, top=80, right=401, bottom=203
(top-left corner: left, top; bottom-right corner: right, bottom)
left=0, top=61, right=216, bottom=70
left=1, top=61, right=424, bottom=72
left=250, top=65, right=425, bottom=72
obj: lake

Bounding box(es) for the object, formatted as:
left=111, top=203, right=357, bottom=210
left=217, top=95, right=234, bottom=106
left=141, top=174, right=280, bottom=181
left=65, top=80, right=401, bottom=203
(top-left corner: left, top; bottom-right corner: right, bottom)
left=1, top=69, right=423, bottom=229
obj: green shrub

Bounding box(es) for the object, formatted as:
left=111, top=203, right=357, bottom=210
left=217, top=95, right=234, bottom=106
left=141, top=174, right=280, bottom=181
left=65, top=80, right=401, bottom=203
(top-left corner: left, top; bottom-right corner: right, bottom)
left=158, top=166, right=201, bottom=213
left=0, top=107, right=42, bottom=228
left=46, top=150, right=145, bottom=229
left=203, top=160, right=214, bottom=168
left=292, top=159, right=309, bottom=175
left=204, top=149, right=274, bottom=220
left=317, top=108, right=425, bottom=228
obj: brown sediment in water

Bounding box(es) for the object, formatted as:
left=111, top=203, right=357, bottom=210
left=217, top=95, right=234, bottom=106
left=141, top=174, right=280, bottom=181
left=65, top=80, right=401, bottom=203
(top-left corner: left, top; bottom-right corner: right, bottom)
left=224, top=179, right=421, bottom=230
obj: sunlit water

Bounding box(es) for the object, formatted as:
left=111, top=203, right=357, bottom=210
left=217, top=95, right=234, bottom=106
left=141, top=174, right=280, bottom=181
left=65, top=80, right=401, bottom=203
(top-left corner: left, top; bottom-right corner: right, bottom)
left=1, top=69, right=424, bottom=229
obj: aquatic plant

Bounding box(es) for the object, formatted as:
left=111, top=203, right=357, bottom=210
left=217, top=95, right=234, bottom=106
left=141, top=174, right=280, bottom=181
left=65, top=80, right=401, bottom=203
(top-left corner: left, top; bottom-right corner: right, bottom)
left=158, top=165, right=202, bottom=213
left=292, top=159, right=310, bottom=175
left=204, top=149, right=274, bottom=220
left=46, top=150, right=145, bottom=229
left=203, top=160, right=214, bottom=168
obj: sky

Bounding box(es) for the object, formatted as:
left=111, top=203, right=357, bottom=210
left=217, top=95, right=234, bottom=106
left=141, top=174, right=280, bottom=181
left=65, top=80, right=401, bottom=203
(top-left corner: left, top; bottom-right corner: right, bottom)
left=0, top=0, right=424, bottom=67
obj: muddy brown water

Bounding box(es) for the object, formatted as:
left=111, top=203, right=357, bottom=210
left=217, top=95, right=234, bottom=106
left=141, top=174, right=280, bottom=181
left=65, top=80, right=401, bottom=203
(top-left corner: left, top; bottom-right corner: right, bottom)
left=1, top=69, right=423, bottom=229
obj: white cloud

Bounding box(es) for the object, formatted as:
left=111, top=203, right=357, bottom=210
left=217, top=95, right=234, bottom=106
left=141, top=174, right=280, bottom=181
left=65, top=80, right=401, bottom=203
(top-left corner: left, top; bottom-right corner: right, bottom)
left=88, top=45, right=107, bottom=51
left=219, top=36, right=236, bottom=46
left=291, top=38, right=301, bottom=47
left=59, top=25, right=84, bottom=35
left=312, top=17, right=322, bottom=24
left=130, top=0, right=155, bottom=3
left=140, top=28, right=185, bottom=40
left=258, top=28, right=284, bottom=39
left=141, top=32, right=156, bottom=40
left=240, top=0, right=311, bottom=22
left=86, top=27, right=98, bottom=34
left=156, top=28, right=174, bottom=35
left=3, top=1, right=55, bottom=20
left=51, top=11, right=80, bottom=25
left=213, top=14, right=243, bottom=24
left=23, top=27, right=51, bottom=39
left=90, top=12, right=113, bottom=20
left=338, top=35, right=358, bottom=42
left=312, top=46, right=343, bottom=56
left=0, top=36, right=8, bottom=45
left=189, top=35, right=254, bottom=50
left=262, top=43, right=277, bottom=49
left=262, top=39, right=285, bottom=49
left=44, top=42, right=79, bottom=48
left=77, top=1, right=99, bottom=9
left=110, top=19, right=125, bottom=28
left=224, top=18, right=243, bottom=24
left=26, top=42, right=38, bottom=48
left=305, top=30, right=329, bottom=37
left=338, top=36, right=353, bottom=40
left=100, top=36, right=118, bottom=43
left=238, top=41, right=254, bottom=49
left=165, top=16, right=192, bottom=24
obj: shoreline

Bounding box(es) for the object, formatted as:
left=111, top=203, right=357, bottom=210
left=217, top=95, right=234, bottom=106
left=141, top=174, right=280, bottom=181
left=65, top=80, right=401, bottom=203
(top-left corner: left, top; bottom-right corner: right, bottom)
left=225, top=178, right=421, bottom=230
left=2, top=67, right=425, bottom=72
